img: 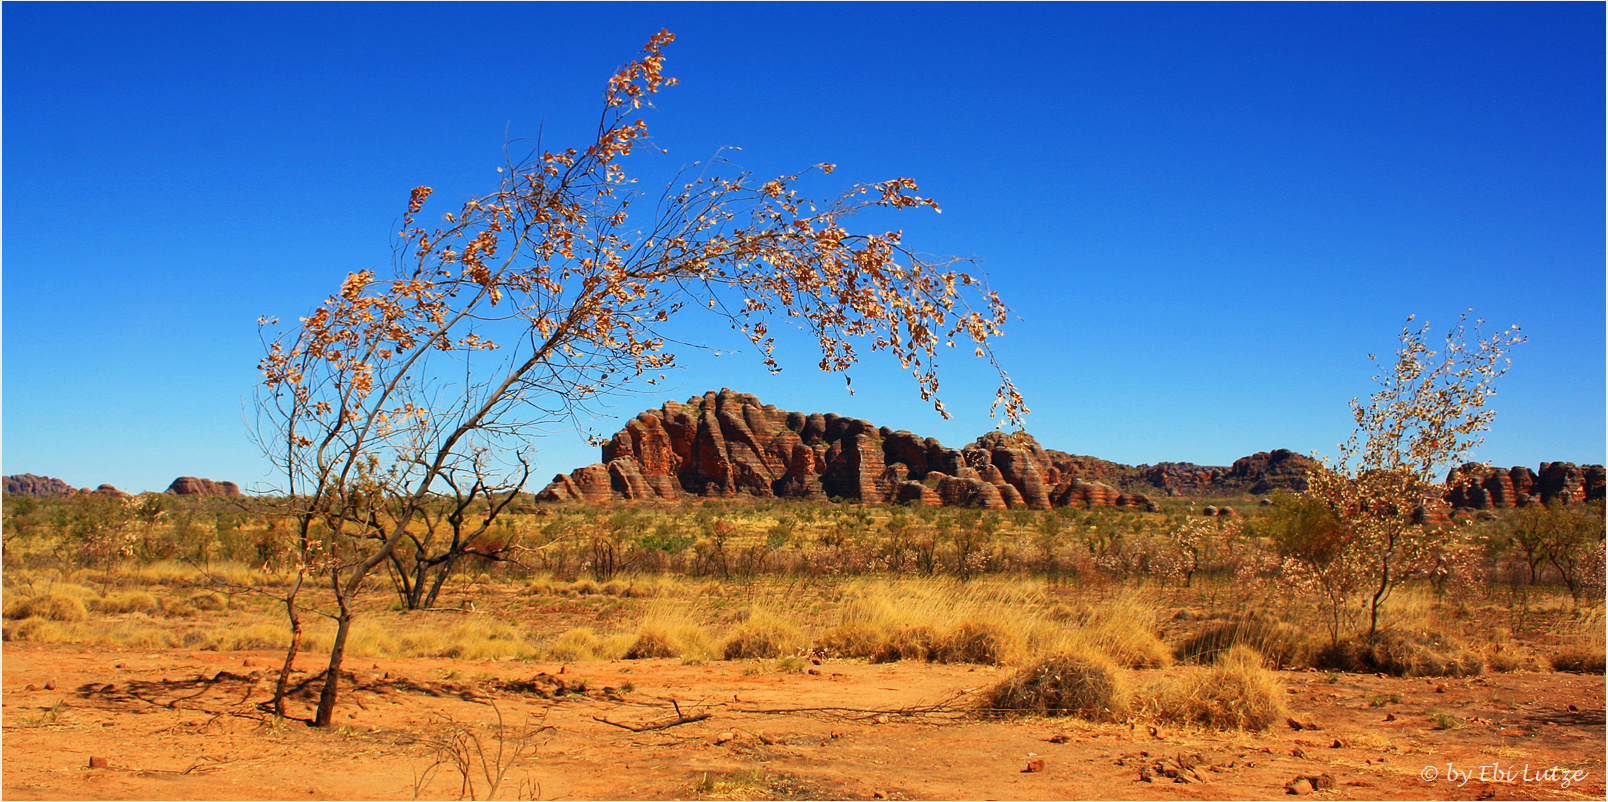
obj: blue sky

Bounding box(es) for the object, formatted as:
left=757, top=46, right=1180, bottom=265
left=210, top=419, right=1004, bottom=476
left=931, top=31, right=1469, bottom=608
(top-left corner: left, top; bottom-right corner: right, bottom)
left=4, top=2, right=1603, bottom=494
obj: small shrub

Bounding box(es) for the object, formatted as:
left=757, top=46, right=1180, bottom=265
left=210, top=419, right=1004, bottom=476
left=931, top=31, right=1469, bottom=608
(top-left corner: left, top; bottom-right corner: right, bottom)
left=978, top=651, right=1128, bottom=721
left=159, top=597, right=197, bottom=618
left=600, top=579, right=630, bottom=596
left=1430, top=711, right=1464, bottom=730
left=5, top=594, right=88, bottom=622
left=569, top=579, right=601, bottom=596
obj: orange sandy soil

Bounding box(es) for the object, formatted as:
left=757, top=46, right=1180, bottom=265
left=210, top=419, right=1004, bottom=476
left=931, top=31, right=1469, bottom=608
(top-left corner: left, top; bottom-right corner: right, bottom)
left=3, top=642, right=1603, bottom=801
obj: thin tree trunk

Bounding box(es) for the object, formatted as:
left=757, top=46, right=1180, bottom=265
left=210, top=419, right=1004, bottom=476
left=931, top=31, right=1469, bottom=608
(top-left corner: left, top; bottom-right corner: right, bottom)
left=315, top=601, right=353, bottom=728
left=273, top=573, right=305, bottom=718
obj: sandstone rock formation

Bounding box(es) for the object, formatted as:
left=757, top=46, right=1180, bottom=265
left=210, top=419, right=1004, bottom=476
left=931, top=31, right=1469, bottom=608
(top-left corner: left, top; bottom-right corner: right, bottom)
left=4, top=474, right=76, bottom=496
left=534, top=390, right=1329, bottom=510
left=83, top=484, right=129, bottom=499
left=1444, top=461, right=1605, bottom=509
left=165, top=477, right=242, bottom=497
left=536, top=390, right=1595, bottom=514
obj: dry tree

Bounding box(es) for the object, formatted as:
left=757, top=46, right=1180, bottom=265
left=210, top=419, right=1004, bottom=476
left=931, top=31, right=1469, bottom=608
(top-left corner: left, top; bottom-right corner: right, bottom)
left=254, top=31, right=1024, bottom=726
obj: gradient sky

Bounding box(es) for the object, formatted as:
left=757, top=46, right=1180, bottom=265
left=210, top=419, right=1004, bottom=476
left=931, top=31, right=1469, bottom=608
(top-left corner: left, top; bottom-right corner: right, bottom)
left=4, top=2, right=1604, bottom=494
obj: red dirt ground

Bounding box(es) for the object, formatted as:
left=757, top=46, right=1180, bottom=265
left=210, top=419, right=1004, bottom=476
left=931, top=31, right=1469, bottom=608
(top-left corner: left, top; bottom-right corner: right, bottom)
left=3, top=642, right=1603, bottom=800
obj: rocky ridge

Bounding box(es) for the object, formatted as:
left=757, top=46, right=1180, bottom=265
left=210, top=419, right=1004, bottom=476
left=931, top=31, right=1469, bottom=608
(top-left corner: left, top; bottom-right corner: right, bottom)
left=536, top=390, right=1318, bottom=510
left=4, top=474, right=242, bottom=498
left=4, top=474, right=76, bottom=496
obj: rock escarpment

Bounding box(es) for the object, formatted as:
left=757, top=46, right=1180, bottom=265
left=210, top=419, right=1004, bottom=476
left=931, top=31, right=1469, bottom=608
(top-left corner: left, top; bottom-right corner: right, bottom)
left=4, top=474, right=76, bottom=496
left=537, top=390, right=1318, bottom=509
left=166, top=477, right=242, bottom=497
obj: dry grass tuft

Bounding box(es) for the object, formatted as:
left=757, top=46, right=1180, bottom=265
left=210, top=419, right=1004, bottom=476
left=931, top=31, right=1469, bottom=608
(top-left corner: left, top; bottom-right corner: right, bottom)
left=722, top=610, right=804, bottom=660
left=1177, top=612, right=1312, bottom=669
left=3, top=617, right=66, bottom=642
left=933, top=619, right=1016, bottom=665
left=978, top=651, right=1128, bottom=721
left=5, top=594, right=89, bottom=622
left=90, top=591, right=160, bottom=614
left=543, top=627, right=628, bottom=661
left=1148, top=645, right=1287, bottom=730
left=1316, top=630, right=1484, bottom=677
left=875, top=625, right=939, bottom=663
left=816, top=620, right=884, bottom=659
left=1045, top=590, right=1172, bottom=668
left=624, top=626, right=681, bottom=659
left=189, top=591, right=230, bottom=611
left=1551, top=647, right=1606, bottom=674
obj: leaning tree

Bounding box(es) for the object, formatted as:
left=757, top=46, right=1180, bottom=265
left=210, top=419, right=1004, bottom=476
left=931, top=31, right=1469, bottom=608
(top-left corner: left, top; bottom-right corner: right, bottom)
left=255, top=30, right=1026, bottom=726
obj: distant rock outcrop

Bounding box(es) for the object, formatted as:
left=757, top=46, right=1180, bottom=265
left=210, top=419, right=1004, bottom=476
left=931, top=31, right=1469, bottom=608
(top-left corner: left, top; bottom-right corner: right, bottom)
left=4, top=474, right=76, bottom=496
left=165, top=477, right=242, bottom=497
left=1445, top=461, right=1606, bottom=509
left=83, top=484, right=130, bottom=499
left=536, top=390, right=1326, bottom=509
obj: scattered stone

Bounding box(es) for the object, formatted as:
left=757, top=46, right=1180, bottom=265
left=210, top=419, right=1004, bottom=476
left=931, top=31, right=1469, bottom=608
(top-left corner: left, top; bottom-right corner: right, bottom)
left=713, top=732, right=735, bottom=745
left=1330, top=739, right=1345, bottom=749
left=1384, top=713, right=1397, bottom=722
left=1285, top=773, right=1337, bottom=796
left=88, top=757, right=109, bottom=769
left=807, top=669, right=821, bottom=676
left=1024, top=759, right=1045, bottom=773
left=1435, top=684, right=1447, bottom=693
left=1046, top=734, right=1071, bottom=744
left=1286, top=717, right=1319, bottom=731
left=24, top=684, right=38, bottom=692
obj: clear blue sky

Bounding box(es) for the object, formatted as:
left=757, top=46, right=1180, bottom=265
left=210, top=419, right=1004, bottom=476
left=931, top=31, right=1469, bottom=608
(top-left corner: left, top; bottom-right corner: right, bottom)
left=4, top=2, right=1603, bottom=494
